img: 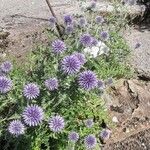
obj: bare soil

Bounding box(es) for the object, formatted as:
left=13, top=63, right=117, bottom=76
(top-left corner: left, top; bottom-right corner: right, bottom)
left=103, top=79, right=150, bottom=149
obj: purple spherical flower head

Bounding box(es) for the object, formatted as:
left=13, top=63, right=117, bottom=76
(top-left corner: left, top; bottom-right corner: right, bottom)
left=0, top=76, right=12, bottom=93
left=49, top=16, right=56, bottom=28
left=90, top=1, right=96, bottom=9
left=91, top=37, right=98, bottom=46
left=49, top=16, right=56, bottom=24
left=105, top=78, right=113, bottom=86
left=84, top=134, right=97, bottom=149
left=97, top=80, right=105, bottom=89
left=68, top=131, right=79, bottom=142
left=64, top=15, right=73, bottom=25
left=100, top=129, right=111, bottom=141
left=49, top=115, right=65, bottom=132
left=79, top=17, right=87, bottom=27
left=65, top=25, right=74, bottom=34
left=95, top=16, right=104, bottom=24
left=22, top=104, right=44, bottom=126
left=80, top=34, right=92, bottom=47
left=8, top=120, right=25, bottom=136
left=84, top=119, right=94, bottom=128
left=45, top=78, right=58, bottom=91
left=61, top=55, right=81, bottom=75
left=52, top=39, right=66, bottom=54
left=100, top=31, right=109, bottom=41
left=78, top=70, right=98, bottom=90
left=72, top=52, right=86, bottom=65
left=1, top=61, right=13, bottom=73
left=135, top=42, right=141, bottom=49
left=23, top=83, right=40, bottom=100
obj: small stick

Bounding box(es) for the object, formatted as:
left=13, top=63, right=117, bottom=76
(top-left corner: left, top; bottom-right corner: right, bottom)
left=45, top=0, right=63, bottom=37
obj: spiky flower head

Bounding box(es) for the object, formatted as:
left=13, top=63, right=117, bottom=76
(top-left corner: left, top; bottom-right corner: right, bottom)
left=8, top=120, right=25, bottom=136
left=135, top=42, right=141, bottom=49
left=0, top=76, right=12, bottom=93
left=23, top=83, right=40, bottom=100
left=97, top=80, right=105, bottom=89
left=52, top=39, right=66, bottom=54
left=48, top=115, right=65, bottom=132
left=49, top=16, right=56, bottom=28
left=80, top=34, right=92, bottom=47
left=91, top=37, right=98, bottom=46
left=84, top=119, right=94, bottom=128
left=61, top=55, right=81, bottom=75
left=100, top=31, right=109, bottom=41
left=100, top=129, right=111, bottom=140
left=22, top=105, right=44, bottom=126
left=68, top=131, right=79, bottom=142
left=72, top=52, right=86, bottom=65
left=64, top=15, right=73, bottom=25
left=90, top=1, right=96, bottom=9
left=45, top=78, right=58, bottom=91
left=1, top=61, right=13, bottom=73
left=105, top=78, right=113, bottom=86
left=49, top=16, right=56, bottom=24
left=95, top=16, right=104, bottom=24
left=79, top=17, right=87, bottom=27
left=78, top=70, right=97, bottom=90
left=84, top=134, right=97, bottom=149
left=65, top=25, right=74, bottom=34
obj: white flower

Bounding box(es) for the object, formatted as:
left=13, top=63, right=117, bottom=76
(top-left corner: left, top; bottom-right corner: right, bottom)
left=83, top=41, right=110, bottom=58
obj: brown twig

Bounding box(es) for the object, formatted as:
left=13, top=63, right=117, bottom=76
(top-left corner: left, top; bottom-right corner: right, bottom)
left=45, top=0, right=63, bottom=37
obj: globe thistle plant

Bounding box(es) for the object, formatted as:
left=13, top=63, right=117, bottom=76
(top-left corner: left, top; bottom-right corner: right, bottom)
left=84, top=134, right=97, bottom=149
left=84, top=119, right=94, bottom=128
left=78, top=70, right=98, bottom=90
left=49, top=16, right=56, bottom=29
left=80, top=34, right=92, bottom=47
left=95, top=16, right=104, bottom=24
left=61, top=55, right=81, bottom=75
left=52, top=39, right=66, bottom=54
left=90, top=1, right=96, bottom=9
left=91, top=37, right=98, bottom=46
left=23, top=83, right=40, bottom=100
left=97, top=80, right=105, bottom=89
left=100, top=129, right=111, bottom=141
left=8, top=120, right=25, bottom=136
left=100, top=31, right=109, bottom=41
left=0, top=76, right=12, bottom=93
left=65, top=25, right=74, bottom=34
left=135, top=42, right=141, bottom=49
left=1, top=61, right=13, bottom=73
left=64, top=15, right=73, bottom=25
left=22, top=104, right=44, bottom=126
left=48, top=115, right=65, bottom=132
left=72, top=52, right=86, bottom=65
left=79, top=17, right=87, bottom=27
left=68, top=131, right=79, bottom=143
left=45, top=78, right=58, bottom=91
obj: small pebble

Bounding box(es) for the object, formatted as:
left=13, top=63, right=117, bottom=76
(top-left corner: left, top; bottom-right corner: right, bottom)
left=112, top=116, right=119, bottom=123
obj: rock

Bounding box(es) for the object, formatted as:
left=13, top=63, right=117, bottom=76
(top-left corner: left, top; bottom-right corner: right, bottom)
left=80, top=1, right=145, bottom=16
left=112, top=116, right=119, bottom=123
left=102, top=79, right=150, bottom=149
left=123, top=28, right=150, bottom=80
left=103, top=128, right=150, bottom=150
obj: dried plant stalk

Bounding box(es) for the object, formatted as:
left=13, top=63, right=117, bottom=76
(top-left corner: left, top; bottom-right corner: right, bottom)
left=45, top=0, right=63, bottom=37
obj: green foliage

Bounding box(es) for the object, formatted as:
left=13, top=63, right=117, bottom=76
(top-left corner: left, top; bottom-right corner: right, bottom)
left=0, top=2, right=132, bottom=149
